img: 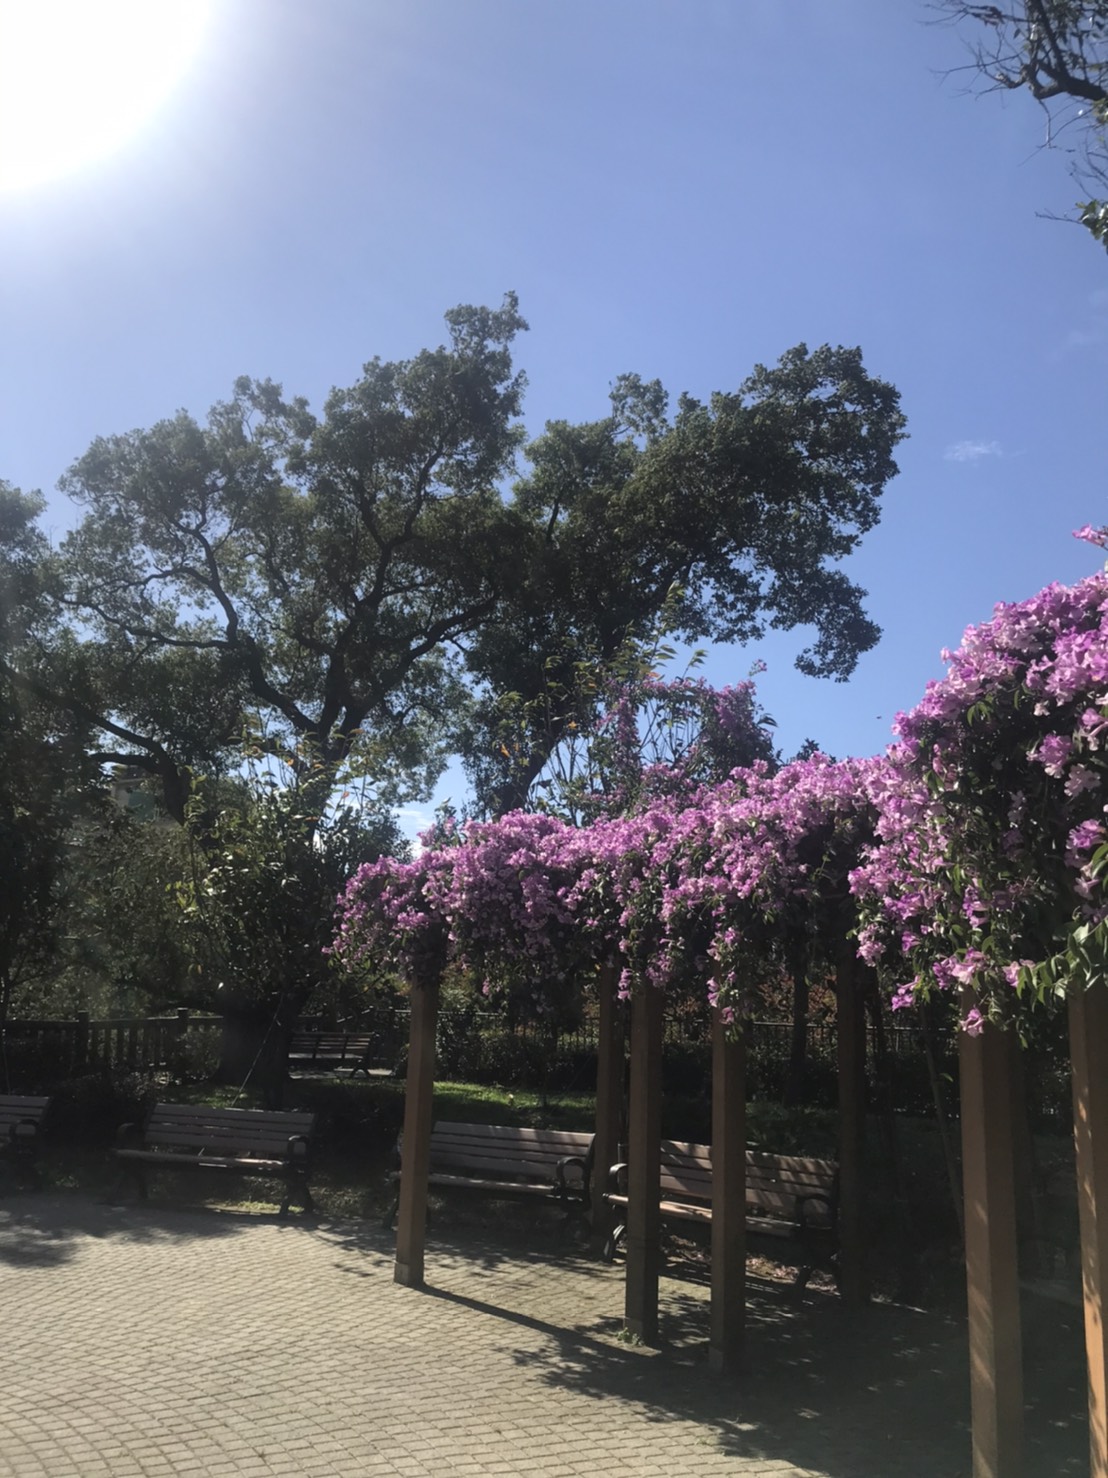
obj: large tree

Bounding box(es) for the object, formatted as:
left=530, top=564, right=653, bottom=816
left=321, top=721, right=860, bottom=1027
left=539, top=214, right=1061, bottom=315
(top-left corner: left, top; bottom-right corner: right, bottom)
left=465, top=349, right=905, bottom=811
left=3, top=300, right=905, bottom=828
left=0, top=485, right=101, bottom=1037
left=935, top=2, right=1108, bottom=247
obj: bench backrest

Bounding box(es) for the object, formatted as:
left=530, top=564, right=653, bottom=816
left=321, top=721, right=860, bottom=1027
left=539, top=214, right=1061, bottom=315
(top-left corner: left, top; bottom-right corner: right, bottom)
left=143, top=1103, right=316, bottom=1159
left=657, top=1140, right=838, bottom=1224
left=289, top=1033, right=373, bottom=1056
left=0, top=1095, right=50, bottom=1133
left=428, top=1122, right=593, bottom=1183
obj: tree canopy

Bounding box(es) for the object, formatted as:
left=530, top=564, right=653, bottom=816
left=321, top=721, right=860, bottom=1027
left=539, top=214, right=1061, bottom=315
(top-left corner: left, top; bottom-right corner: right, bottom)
left=1, top=298, right=906, bottom=827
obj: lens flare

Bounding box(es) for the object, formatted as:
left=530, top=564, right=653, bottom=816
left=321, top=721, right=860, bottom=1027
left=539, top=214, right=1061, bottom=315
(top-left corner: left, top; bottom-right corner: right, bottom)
left=0, top=0, right=211, bottom=192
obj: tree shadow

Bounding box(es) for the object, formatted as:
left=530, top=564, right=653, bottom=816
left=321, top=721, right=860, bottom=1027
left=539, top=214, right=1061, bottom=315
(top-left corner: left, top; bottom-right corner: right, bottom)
left=336, top=1227, right=1089, bottom=1478
left=0, top=1189, right=306, bottom=1269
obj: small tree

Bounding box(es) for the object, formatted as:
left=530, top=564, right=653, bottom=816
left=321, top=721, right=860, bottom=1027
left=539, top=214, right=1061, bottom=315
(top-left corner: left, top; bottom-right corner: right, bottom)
left=179, top=766, right=405, bottom=1105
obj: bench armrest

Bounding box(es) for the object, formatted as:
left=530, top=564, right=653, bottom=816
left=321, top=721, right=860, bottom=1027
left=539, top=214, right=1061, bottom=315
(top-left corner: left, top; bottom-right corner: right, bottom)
left=554, top=1155, right=588, bottom=1195
left=794, top=1191, right=835, bottom=1229
left=114, top=1121, right=143, bottom=1150
left=606, top=1162, right=629, bottom=1194
left=7, top=1118, right=39, bottom=1147
left=286, top=1133, right=311, bottom=1164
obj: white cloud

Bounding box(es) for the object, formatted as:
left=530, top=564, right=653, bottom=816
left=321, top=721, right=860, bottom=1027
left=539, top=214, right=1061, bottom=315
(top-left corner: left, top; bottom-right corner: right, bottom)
left=944, top=439, right=1002, bottom=464
left=397, top=807, right=436, bottom=854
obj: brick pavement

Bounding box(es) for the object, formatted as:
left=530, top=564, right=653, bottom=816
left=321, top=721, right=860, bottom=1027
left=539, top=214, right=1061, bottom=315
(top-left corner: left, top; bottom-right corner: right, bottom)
left=0, top=1193, right=1090, bottom=1477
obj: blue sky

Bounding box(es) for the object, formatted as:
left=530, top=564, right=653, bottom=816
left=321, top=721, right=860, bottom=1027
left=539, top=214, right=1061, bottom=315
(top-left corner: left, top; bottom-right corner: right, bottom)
left=2, top=0, right=1106, bottom=833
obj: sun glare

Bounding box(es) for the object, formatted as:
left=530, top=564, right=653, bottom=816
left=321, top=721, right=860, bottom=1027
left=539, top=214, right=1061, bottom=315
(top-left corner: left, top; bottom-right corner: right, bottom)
left=0, top=0, right=212, bottom=192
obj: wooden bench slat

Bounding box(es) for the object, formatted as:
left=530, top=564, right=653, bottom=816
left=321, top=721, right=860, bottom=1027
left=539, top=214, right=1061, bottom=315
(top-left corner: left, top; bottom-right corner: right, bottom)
left=431, top=1146, right=584, bottom=1174
left=432, top=1124, right=591, bottom=1147
left=116, top=1150, right=287, bottom=1171
left=428, top=1173, right=562, bottom=1198
left=141, top=1127, right=305, bottom=1152
left=146, top=1107, right=310, bottom=1127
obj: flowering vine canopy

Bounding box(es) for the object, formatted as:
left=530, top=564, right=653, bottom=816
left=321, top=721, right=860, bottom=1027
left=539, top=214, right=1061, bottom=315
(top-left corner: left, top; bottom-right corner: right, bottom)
left=852, top=557, right=1108, bottom=1032
left=334, top=549, right=1108, bottom=1034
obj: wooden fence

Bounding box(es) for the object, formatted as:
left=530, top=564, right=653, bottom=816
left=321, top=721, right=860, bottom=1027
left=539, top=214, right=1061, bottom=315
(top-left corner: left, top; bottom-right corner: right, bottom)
left=0, top=1009, right=222, bottom=1078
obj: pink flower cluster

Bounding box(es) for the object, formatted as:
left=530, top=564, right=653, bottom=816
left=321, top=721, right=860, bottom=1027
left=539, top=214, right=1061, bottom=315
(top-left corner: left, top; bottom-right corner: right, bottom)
left=335, top=756, right=885, bottom=1017
left=851, top=573, right=1108, bottom=1023
left=335, top=572, right=1108, bottom=1031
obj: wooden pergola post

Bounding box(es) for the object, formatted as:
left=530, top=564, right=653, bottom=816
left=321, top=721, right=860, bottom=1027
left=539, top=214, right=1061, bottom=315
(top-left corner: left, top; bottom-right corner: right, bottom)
left=836, top=948, right=869, bottom=1306
left=394, top=973, right=440, bottom=1289
left=591, top=962, right=624, bottom=1255
left=1069, top=980, right=1108, bottom=1478
left=959, top=1007, right=1024, bottom=1478
left=624, top=983, right=663, bottom=1344
left=710, top=1007, right=746, bottom=1372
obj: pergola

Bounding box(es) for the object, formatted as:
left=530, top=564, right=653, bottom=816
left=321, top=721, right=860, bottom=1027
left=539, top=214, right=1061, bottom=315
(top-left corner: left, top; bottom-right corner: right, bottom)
left=390, top=941, right=873, bottom=1361
left=391, top=966, right=1108, bottom=1477
left=337, top=566, right=1108, bottom=1477
left=959, top=985, right=1108, bottom=1478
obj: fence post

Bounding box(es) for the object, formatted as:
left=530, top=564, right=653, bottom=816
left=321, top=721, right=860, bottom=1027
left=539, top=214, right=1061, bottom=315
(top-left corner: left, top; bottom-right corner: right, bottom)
left=74, top=1011, right=90, bottom=1074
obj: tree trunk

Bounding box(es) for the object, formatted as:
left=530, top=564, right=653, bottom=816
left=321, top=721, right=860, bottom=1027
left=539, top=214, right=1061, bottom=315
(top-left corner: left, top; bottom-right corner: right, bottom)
left=216, top=1013, right=291, bottom=1108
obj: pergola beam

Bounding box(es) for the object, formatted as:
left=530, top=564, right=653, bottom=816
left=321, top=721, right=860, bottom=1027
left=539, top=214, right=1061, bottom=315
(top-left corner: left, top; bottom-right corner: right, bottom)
left=1070, top=980, right=1108, bottom=1478
left=624, top=984, right=663, bottom=1343
left=710, top=1008, right=746, bottom=1371
left=959, top=1010, right=1024, bottom=1478
left=591, top=962, right=624, bottom=1255
left=394, top=975, right=440, bottom=1289
left=836, top=951, right=869, bottom=1305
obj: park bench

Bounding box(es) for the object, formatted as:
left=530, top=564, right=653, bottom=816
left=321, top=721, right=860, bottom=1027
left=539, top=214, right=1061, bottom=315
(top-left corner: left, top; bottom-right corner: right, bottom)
left=603, top=1140, right=839, bottom=1289
left=385, top=1121, right=593, bottom=1233
left=112, top=1102, right=317, bottom=1217
left=288, top=1030, right=375, bottom=1076
left=0, top=1095, right=51, bottom=1188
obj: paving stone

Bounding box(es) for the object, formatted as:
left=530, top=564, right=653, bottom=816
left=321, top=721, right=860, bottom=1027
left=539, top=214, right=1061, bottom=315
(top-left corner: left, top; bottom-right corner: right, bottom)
left=0, top=1192, right=1089, bottom=1477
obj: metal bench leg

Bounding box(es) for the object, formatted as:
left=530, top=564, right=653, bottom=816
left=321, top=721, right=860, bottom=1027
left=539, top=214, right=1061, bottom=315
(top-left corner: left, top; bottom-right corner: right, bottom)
left=382, top=1188, right=400, bottom=1231
left=602, top=1221, right=626, bottom=1263
left=280, top=1173, right=315, bottom=1218
left=107, top=1162, right=148, bottom=1204
left=16, top=1154, right=42, bottom=1191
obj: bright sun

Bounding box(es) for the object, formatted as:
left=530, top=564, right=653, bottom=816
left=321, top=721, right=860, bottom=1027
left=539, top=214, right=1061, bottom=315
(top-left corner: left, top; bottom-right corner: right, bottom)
left=0, top=0, right=212, bottom=193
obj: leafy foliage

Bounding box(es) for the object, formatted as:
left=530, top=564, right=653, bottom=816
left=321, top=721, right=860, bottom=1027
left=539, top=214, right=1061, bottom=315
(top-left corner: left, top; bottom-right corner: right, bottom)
left=3, top=307, right=904, bottom=830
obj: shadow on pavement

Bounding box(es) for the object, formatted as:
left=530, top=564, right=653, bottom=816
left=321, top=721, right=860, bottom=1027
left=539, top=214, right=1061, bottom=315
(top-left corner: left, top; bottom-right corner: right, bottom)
left=321, top=1216, right=1089, bottom=1478
left=0, top=1189, right=311, bottom=1268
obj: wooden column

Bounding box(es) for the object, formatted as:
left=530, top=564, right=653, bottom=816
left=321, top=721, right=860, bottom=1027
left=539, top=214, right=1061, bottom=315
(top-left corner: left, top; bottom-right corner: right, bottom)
left=394, top=974, right=440, bottom=1289
left=710, top=1007, right=746, bottom=1372
left=836, top=950, right=869, bottom=1305
left=624, top=983, right=663, bottom=1344
left=591, top=962, right=624, bottom=1254
left=1069, top=980, right=1108, bottom=1478
left=960, top=1010, right=1024, bottom=1478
